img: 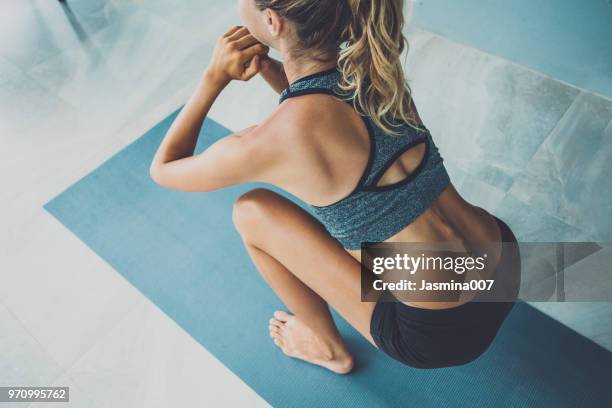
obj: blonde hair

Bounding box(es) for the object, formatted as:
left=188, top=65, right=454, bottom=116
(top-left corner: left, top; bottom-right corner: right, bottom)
left=339, top=0, right=420, bottom=134
left=255, top=0, right=421, bottom=134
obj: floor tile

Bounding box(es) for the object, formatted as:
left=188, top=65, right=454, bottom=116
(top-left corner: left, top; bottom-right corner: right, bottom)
left=0, top=303, right=63, bottom=388
left=492, top=193, right=593, bottom=242
left=509, top=92, right=612, bottom=240
left=141, top=0, right=241, bottom=39
left=0, top=208, right=142, bottom=369
left=0, top=0, right=79, bottom=69
left=65, top=300, right=269, bottom=408
left=405, top=29, right=579, bottom=191
left=530, top=301, right=612, bottom=352
left=0, top=57, right=77, bottom=136
left=28, top=372, right=100, bottom=408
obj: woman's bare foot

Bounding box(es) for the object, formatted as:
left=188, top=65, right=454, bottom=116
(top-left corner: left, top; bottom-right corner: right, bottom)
left=268, top=311, right=354, bottom=374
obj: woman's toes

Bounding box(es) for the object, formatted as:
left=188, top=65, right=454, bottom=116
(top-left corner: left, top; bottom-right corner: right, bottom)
left=271, top=330, right=284, bottom=344
left=273, top=336, right=285, bottom=349
left=269, top=317, right=284, bottom=329
left=269, top=324, right=280, bottom=336
left=271, top=330, right=290, bottom=353
left=274, top=310, right=292, bottom=322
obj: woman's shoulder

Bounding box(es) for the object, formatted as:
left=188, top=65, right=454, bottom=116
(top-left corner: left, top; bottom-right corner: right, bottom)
left=273, top=92, right=355, bottom=136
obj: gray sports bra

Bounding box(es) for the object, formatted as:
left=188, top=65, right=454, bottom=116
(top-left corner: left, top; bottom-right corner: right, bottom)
left=279, top=68, right=451, bottom=250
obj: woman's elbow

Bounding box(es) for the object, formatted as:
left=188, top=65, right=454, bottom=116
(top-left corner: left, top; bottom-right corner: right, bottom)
left=147, top=164, right=217, bottom=192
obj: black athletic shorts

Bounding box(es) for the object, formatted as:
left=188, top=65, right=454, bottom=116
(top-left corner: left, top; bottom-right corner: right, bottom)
left=369, top=215, right=520, bottom=368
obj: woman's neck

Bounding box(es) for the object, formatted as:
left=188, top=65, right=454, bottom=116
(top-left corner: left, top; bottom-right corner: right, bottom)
left=281, top=50, right=337, bottom=85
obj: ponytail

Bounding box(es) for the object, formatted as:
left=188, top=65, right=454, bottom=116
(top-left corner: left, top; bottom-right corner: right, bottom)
left=255, top=0, right=420, bottom=134
left=338, top=0, right=421, bottom=134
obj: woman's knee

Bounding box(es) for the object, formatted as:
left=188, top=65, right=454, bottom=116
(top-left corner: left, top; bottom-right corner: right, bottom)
left=232, top=188, right=279, bottom=234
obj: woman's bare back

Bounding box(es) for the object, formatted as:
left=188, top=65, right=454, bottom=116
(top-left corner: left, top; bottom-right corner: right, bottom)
left=271, top=93, right=504, bottom=309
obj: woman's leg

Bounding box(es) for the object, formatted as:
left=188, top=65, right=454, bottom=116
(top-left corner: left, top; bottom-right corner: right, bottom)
left=243, top=243, right=356, bottom=373
left=232, top=188, right=377, bottom=373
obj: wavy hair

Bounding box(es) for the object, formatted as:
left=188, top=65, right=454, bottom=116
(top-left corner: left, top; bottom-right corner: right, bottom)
left=255, top=0, right=421, bottom=134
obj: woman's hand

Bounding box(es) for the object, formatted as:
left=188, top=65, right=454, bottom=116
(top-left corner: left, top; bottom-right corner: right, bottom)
left=259, top=56, right=289, bottom=94
left=205, top=26, right=269, bottom=86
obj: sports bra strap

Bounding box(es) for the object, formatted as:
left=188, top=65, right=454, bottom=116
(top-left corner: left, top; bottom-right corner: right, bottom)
left=278, top=68, right=434, bottom=194
left=279, top=68, right=341, bottom=104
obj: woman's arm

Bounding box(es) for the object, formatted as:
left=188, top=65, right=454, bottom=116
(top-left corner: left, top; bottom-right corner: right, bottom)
left=149, top=26, right=273, bottom=192
left=259, top=57, right=289, bottom=94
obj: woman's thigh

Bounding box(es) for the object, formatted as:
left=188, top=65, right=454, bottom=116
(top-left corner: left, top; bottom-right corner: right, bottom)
left=233, top=188, right=377, bottom=345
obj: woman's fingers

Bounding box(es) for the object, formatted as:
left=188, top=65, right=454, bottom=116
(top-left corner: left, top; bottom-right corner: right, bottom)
left=240, top=55, right=261, bottom=81
left=212, top=26, right=268, bottom=82
left=240, top=43, right=269, bottom=63
left=227, top=26, right=250, bottom=42
left=223, top=25, right=242, bottom=38
left=234, top=34, right=259, bottom=50
left=239, top=44, right=269, bottom=81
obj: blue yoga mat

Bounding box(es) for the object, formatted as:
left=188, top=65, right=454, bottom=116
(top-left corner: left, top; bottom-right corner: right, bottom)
left=45, top=108, right=612, bottom=407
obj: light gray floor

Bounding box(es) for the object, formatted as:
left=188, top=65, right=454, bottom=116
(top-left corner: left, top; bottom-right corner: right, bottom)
left=1, top=1, right=611, bottom=406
